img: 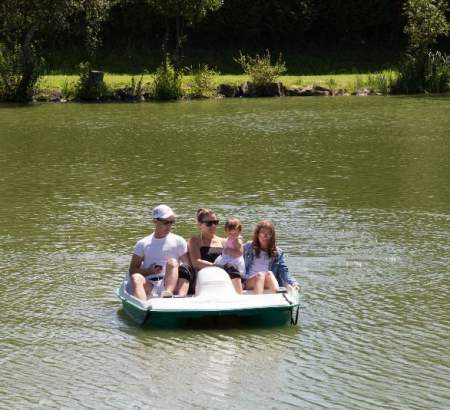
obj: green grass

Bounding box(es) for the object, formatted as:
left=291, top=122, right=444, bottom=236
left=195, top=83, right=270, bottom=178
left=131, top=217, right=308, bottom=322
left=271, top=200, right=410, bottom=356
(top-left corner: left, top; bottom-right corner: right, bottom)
left=39, top=72, right=398, bottom=97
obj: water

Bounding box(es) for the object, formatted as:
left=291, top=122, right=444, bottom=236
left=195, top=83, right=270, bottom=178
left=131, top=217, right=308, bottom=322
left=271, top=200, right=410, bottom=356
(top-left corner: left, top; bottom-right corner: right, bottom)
left=0, top=97, right=449, bottom=409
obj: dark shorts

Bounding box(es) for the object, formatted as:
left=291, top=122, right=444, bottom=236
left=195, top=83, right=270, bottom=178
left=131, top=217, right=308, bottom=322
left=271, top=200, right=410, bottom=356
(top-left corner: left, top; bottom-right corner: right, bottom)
left=178, top=263, right=195, bottom=282
left=178, top=264, right=197, bottom=295
left=222, top=263, right=242, bottom=280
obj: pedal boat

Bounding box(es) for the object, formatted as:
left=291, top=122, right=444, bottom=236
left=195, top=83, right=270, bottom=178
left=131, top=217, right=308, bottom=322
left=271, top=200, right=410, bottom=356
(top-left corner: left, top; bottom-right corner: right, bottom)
left=117, top=267, right=300, bottom=328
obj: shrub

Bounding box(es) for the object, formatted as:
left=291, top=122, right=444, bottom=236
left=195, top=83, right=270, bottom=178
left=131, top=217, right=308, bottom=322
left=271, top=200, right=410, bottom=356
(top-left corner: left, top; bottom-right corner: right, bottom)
left=394, top=51, right=450, bottom=93
left=114, top=74, right=148, bottom=101
left=61, top=78, right=76, bottom=100
left=131, top=74, right=146, bottom=97
left=397, top=0, right=450, bottom=93
left=0, top=42, right=40, bottom=102
left=75, top=61, right=107, bottom=100
left=424, top=51, right=450, bottom=92
left=186, top=65, right=218, bottom=98
left=234, top=50, right=287, bottom=86
left=367, top=70, right=396, bottom=94
left=326, top=78, right=337, bottom=91
left=353, top=75, right=366, bottom=92
left=151, top=55, right=183, bottom=100
left=404, top=0, right=450, bottom=56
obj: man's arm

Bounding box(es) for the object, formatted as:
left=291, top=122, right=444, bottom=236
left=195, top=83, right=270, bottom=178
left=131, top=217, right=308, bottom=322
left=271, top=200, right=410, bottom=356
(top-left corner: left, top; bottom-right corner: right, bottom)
left=128, top=254, right=161, bottom=276
left=179, top=252, right=190, bottom=265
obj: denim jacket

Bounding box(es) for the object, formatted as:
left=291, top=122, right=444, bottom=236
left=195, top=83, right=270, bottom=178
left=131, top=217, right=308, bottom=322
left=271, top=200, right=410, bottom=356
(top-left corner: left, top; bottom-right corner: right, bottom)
left=243, top=242, right=298, bottom=286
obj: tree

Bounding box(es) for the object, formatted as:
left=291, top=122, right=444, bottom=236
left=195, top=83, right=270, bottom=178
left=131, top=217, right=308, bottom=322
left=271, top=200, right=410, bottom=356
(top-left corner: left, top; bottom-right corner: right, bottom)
left=393, top=0, right=450, bottom=93
left=148, top=0, right=223, bottom=69
left=404, top=0, right=450, bottom=55
left=0, top=0, right=112, bottom=102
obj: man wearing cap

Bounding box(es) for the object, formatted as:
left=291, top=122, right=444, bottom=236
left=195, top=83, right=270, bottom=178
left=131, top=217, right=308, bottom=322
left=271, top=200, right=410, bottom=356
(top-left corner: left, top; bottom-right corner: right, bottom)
left=128, top=205, right=188, bottom=300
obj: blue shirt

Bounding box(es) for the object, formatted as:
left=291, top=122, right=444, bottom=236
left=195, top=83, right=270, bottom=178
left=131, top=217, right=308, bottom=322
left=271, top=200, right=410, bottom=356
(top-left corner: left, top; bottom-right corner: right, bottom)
left=243, top=242, right=298, bottom=286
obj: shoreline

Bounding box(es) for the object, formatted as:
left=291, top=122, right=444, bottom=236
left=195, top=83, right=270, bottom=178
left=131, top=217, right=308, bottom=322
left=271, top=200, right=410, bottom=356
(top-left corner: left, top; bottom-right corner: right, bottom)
left=34, top=73, right=391, bottom=102
left=2, top=73, right=449, bottom=103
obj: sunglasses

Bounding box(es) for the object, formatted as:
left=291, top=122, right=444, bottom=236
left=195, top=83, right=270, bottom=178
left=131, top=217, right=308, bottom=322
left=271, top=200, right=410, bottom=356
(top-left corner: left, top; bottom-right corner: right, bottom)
left=157, top=218, right=175, bottom=225
left=202, top=220, right=219, bottom=227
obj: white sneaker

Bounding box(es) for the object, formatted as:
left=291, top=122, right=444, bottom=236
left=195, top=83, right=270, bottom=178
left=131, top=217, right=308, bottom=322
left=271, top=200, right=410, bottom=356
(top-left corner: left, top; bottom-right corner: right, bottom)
left=160, top=290, right=173, bottom=298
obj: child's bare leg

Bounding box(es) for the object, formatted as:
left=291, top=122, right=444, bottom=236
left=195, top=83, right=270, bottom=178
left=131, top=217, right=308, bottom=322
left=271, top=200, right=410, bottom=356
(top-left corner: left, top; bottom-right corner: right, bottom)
left=245, top=272, right=265, bottom=294
left=264, top=271, right=279, bottom=292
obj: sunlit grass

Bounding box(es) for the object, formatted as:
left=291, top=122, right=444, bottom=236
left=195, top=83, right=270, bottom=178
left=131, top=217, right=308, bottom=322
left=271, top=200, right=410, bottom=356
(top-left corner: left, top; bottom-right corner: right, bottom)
left=39, top=71, right=399, bottom=96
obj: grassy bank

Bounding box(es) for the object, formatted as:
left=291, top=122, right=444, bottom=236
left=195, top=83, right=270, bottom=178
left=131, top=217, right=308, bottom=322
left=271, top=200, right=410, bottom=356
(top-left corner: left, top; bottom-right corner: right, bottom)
left=38, top=72, right=398, bottom=99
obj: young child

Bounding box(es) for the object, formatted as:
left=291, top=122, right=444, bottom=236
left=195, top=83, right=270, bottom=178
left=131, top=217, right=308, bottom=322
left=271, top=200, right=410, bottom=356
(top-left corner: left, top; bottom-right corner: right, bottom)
left=214, top=217, right=245, bottom=276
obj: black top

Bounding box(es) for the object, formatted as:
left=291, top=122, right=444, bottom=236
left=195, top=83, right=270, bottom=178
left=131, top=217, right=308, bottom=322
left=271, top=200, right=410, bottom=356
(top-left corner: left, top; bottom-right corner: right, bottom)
left=200, top=246, right=222, bottom=263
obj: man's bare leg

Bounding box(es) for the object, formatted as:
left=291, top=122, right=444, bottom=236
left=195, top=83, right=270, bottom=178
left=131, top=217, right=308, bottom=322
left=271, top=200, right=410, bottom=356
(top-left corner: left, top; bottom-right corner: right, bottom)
left=176, top=278, right=190, bottom=296
left=131, top=273, right=152, bottom=301
left=163, top=258, right=178, bottom=294
left=231, top=278, right=243, bottom=294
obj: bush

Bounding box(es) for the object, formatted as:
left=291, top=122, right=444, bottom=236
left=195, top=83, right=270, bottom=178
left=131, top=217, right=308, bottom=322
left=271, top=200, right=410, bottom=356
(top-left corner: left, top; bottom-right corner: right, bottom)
left=234, top=50, right=287, bottom=86
left=326, top=77, right=337, bottom=91
left=394, top=51, right=450, bottom=93
left=352, top=75, right=366, bottom=92
left=404, top=0, right=450, bottom=55
left=186, top=65, right=218, bottom=98
left=367, top=70, right=396, bottom=94
left=151, top=55, right=183, bottom=100
left=424, top=51, right=450, bottom=92
left=131, top=74, right=146, bottom=97
left=61, top=78, right=76, bottom=100
left=0, top=42, right=40, bottom=102
left=114, top=74, right=148, bottom=101
left=75, top=61, right=107, bottom=100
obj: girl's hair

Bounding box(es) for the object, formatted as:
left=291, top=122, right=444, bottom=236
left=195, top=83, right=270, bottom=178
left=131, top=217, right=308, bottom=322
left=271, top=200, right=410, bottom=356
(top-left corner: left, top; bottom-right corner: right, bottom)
left=196, top=208, right=215, bottom=223
left=252, top=220, right=277, bottom=258
left=224, top=217, right=242, bottom=232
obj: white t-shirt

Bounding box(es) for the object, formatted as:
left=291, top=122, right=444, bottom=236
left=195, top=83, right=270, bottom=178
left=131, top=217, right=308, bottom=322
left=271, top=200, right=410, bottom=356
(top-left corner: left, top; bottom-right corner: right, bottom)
left=134, top=232, right=187, bottom=275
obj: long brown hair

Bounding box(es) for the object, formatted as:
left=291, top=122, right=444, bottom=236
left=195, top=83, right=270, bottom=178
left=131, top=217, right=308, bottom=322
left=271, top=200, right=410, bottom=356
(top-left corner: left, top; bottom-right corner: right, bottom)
left=252, top=220, right=277, bottom=258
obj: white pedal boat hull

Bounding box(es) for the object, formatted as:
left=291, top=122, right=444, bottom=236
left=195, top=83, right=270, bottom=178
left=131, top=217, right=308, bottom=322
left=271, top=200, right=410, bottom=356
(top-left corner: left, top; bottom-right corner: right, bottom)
left=117, top=267, right=300, bottom=327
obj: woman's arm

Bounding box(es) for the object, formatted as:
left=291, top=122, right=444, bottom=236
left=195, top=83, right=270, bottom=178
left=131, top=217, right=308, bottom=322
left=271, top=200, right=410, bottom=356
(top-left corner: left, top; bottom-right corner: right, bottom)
left=242, top=242, right=253, bottom=280
left=188, top=236, right=215, bottom=270
left=274, top=249, right=298, bottom=286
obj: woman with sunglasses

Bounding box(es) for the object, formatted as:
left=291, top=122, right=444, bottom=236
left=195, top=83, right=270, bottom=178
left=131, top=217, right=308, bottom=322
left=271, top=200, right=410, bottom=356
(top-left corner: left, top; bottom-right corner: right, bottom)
left=243, top=220, right=299, bottom=294
left=177, top=208, right=243, bottom=295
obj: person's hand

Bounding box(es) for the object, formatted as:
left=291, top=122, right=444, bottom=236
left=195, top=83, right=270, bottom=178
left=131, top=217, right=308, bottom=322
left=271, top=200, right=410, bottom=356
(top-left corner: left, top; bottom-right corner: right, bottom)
left=152, top=265, right=163, bottom=275
left=145, top=264, right=162, bottom=276
left=286, top=284, right=301, bottom=293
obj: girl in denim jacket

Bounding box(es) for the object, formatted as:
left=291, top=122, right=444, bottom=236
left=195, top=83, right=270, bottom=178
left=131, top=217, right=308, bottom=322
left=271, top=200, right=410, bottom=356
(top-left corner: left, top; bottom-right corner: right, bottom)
left=243, top=220, right=298, bottom=294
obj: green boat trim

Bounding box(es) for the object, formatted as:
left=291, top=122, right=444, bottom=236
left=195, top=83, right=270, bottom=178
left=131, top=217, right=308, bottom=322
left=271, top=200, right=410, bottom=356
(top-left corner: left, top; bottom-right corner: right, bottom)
left=117, top=267, right=300, bottom=328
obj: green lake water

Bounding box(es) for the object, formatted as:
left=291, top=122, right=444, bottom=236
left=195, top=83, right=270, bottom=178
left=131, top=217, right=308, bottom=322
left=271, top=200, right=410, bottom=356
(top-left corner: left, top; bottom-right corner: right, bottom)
left=0, top=97, right=449, bottom=409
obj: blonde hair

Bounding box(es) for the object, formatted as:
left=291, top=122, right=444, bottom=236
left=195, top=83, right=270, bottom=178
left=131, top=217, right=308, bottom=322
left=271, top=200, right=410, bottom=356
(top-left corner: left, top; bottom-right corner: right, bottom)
left=224, top=217, right=242, bottom=233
